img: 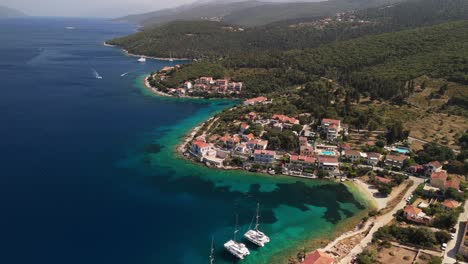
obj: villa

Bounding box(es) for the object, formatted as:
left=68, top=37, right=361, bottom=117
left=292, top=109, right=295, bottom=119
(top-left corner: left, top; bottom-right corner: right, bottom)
left=317, top=155, right=339, bottom=172
left=191, top=140, right=213, bottom=156
left=321, top=118, right=341, bottom=141
left=253, top=150, right=276, bottom=164
left=384, top=154, right=408, bottom=169
left=430, top=171, right=460, bottom=190
left=441, top=199, right=461, bottom=210
left=365, top=152, right=382, bottom=166
left=289, top=155, right=316, bottom=169
left=403, top=205, right=431, bottom=224
left=344, top=149, right=363, bottom=163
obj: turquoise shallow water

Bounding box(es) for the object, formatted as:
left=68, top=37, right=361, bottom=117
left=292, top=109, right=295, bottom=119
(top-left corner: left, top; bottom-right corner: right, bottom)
left=125, top=76, right=372, bottom=263
left=0, top=17, right=371, bottom=264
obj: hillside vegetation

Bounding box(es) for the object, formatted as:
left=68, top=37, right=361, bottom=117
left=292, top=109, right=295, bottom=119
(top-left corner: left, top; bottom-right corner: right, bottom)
left=108, top=0, right=468, bottom=59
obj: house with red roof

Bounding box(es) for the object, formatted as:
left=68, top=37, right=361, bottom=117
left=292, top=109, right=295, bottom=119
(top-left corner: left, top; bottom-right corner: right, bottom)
left=191, top=140, right=213, bottom=156
left=375, top=176, right=392, bottom=185
left=403, top=205, right=431, bottom=224
left=239, top=122, right=250, bottom=134
left=289, top=155, right=316, bottom=169
left=243, top=133, right=255, bottom=141
left=321, top=118, right=341, bottom=141
left=243, top=96, right=268, bottom=106
left=317, top=155, right=339, bottom=172
left=430, top=171, right=460, bottom=190
left=272, top=114, right=299, bottom=125
left=365, top=152, right=382, bottom=166
left=302, top=250, right=335, bottom=264
left=430, top=171, right=448, bottom=189
left=441, top=199, right=461, bottom=210
left=253, top=149, right=276, bottom=164
left=344, top=149, right=363, bottom=163
left=384, top=154, right=409, bottom=169
left=300, top=145, right=315, bottom=157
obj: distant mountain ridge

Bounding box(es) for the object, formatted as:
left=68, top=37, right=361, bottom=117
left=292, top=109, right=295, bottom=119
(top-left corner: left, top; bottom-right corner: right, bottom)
left=116, top=0, right=403, bottom=27
left=0, top=6, right=26, bottom=17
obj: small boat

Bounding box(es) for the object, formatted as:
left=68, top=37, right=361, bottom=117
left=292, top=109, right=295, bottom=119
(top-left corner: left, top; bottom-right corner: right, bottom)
left=244, top=203, right=270, bottom=247
left=138, top=57, right=146, bottom=62
left=268, top=169, right=276, bottom=175
left=224, top=215, right=250, bottom=259
left=65, top=26, right=75, bottom=30
left=92, top=68, right=102, bottom=79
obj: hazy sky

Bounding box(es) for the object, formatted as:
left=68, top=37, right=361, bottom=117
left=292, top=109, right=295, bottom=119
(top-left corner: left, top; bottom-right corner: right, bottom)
left=1, top=0, right=197, bottom=17
left=2, top=0, right=319, bottom=18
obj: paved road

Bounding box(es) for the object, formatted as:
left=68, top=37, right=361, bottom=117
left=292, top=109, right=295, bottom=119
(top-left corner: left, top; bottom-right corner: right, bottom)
left=339, top=176, right=425, bottom=264
left=443, top=201, right=468, bottom=263
left=357, top=164, right=409, bottom=176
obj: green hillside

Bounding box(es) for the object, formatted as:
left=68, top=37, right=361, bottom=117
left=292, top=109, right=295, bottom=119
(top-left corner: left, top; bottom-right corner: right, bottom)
left=108, top=0, right=468, bottom=59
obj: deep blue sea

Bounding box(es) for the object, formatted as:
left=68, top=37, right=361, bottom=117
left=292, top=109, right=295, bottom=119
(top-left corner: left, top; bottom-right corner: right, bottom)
left=0, top=17, right=370, bottom=264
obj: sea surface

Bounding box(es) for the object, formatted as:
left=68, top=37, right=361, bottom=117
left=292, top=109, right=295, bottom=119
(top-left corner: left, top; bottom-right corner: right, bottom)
left=0, top=17, right=371, bottom=264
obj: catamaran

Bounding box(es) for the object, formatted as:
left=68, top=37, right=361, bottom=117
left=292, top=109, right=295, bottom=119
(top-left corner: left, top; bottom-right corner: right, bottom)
left=224, top=215, right=250, bottom=259
left=244, top=203, right=270, bottom=247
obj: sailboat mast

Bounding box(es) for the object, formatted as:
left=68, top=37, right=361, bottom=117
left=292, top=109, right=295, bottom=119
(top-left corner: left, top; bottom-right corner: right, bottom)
left=234, top=214, right=239, bottom=242
left=210, top=237, right=214, bottom=264
left=255, top=203, right=260, bottom=231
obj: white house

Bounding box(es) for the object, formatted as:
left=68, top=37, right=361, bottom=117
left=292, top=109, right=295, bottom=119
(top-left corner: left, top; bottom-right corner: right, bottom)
left=254, top=150, right=276, bottom=164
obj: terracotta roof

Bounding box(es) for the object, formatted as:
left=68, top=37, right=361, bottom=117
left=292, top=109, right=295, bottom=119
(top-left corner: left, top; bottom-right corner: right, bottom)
left=321, top=118, right=341, bottom=126
left=345, top=150, right=361, bottom=156
left=428, top=161, right=442, bottom=168
left=386, top=154, right=408, bottom=162
left=245, top=96, right=267, bottom=104
left=240, top=122, right=249, bottom=129
left=244, top=133, right=255, bottom=140
left=445, top=178, right=460, bottom=190
left=272, top=114, right=298, bottom=124
left=366, top=152, right=381, bottom=159
left=318, top=155, right=339, bottom=164
left=290, top=155, right=316, bottom=163
left=192, top=140, right=210, bottom=148
left=442, top=199, right=461, bottom=209
left=303, top=250, right=334, bottom=264
left=376, top=176, right=392, bottom=184
left=404, top=205, right=422, bottom=216
left=431, top=171, right=448, bottom=180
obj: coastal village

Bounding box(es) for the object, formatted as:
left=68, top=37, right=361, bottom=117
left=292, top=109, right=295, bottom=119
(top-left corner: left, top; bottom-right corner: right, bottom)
left=145, top=67, right=467, bottom=264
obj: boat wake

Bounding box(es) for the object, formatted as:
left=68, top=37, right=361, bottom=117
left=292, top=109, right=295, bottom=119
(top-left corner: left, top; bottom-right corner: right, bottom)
left=92, top=68, right=102, bottom=79
left=120, top=71, right=131, bottom=77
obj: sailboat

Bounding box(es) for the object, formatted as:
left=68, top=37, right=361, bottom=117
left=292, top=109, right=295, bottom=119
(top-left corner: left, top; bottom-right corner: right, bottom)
left=244, top=203, right=270, bottom=247
left=169, top=52, right=174, bottom=62
left=209, top=237, right=215, bottom=264
left=224, top=215, right=250, bottom=259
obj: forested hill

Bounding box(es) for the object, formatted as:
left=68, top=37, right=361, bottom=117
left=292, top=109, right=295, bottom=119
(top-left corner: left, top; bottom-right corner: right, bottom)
left=0, top=6, right=26, bottom=17
left=159, top=20, right=468, bottom=102
left=116, top=0, right=402, bottom=28
left=108, top=0, right=468, bottom=59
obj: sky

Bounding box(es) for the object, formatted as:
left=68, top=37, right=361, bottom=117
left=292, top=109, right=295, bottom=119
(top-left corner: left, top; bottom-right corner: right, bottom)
left=1, top=0, right=321, bottom=18
left=1, top=0, right=196, bottom=18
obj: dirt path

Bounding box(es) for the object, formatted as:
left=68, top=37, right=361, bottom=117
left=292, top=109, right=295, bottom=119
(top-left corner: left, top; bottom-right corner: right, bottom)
left=339, top=177, right=425, bottom=263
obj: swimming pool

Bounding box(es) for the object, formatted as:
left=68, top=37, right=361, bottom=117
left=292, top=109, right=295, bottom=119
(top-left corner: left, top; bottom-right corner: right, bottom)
left=394, top=147, right=410, bottom=154
left=321, top=150, right=335, bottom=155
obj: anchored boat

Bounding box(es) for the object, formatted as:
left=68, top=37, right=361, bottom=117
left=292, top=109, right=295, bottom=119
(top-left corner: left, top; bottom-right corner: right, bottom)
left=244, top=203, right=270, bottom=247
left=224, top=215, right=250, bottom=259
